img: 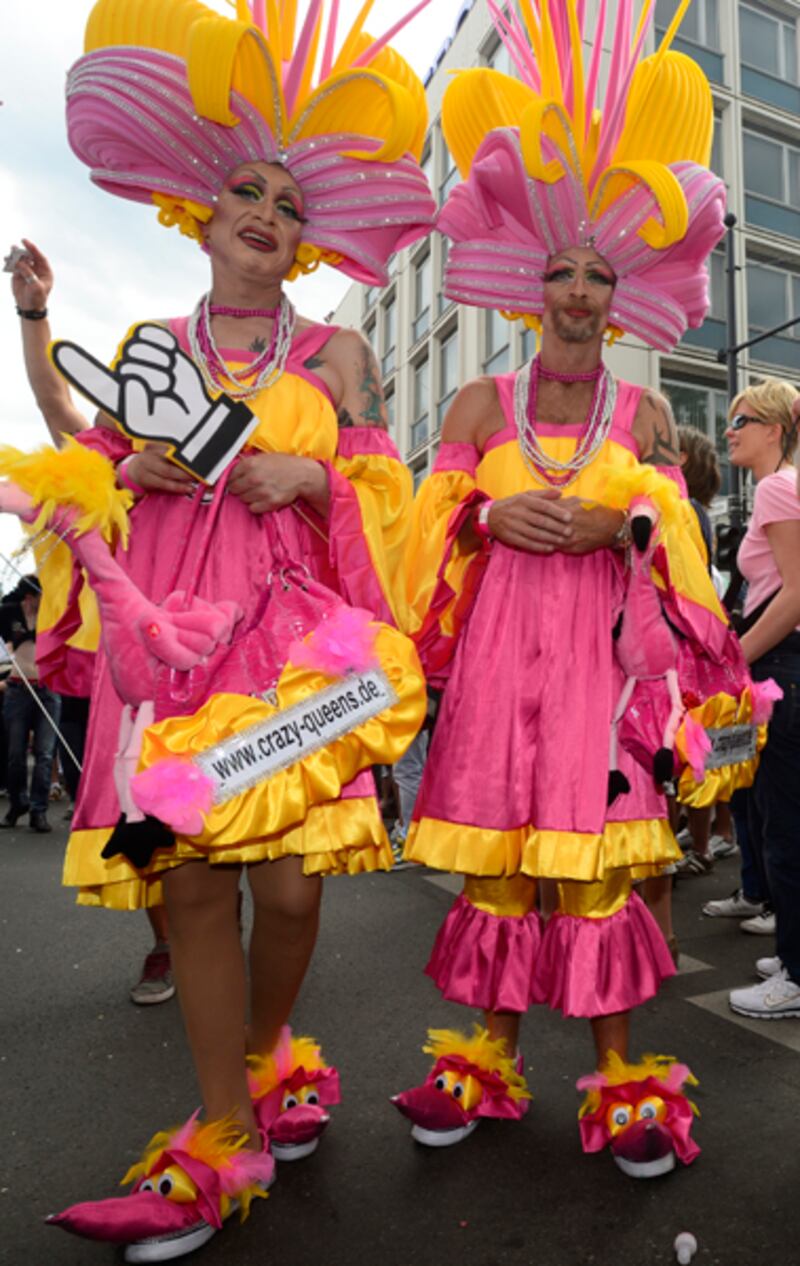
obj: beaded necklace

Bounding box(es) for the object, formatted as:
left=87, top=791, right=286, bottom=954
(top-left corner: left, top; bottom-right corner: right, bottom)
left=514, top=355, right=617, bottom=488
left=188, top=292, right=296, bottom=400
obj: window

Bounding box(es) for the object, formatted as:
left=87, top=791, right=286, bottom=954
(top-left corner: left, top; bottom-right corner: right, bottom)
left=711, top=112, right=724, bottom=179
left=421, top=143, right=433, bottom=193
left=384, top=384, right=396, bottom=435
left=363, top=285, right=378, bottom=314
left=411, top=356, right=429, bottom=451
left=365, top=318, right=377, bottom=355
left=484, top=34, right=513, bottom=77
left=521, top=324, right=537, bottom=365
left=437, top=329, right=458, bottom=428
left=746, top=260, right=800, bottom=370
left=439, top=140, right=459, bottom=204
left=743, top=130, right=800, bottom=239
left=411, top=457, right=428, bottom=492
left=484, top=309, right=510, bottom=375
left=412, top=250, right=431, bottom=343
left=661, top=374, right=732, bottom=495
left=709, top=251, right=726, bottom=321
left=740, top=4, right=797, bottom=82
left=381, top=296, right=396, bottom=376
left=437, top=237, right=453, bottom=317
left=654, top=0, right=723, bottom=81
left=656, top=0, right=720, bottom=47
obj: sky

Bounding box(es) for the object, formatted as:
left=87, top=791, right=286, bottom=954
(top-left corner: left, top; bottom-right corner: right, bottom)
left=0, top=0, right=465, bottom=576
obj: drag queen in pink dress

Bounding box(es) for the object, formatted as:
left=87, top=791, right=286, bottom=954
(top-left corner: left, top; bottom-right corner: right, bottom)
left=2, top=0, right=437, bottom=1259
left=392, top=1, right=763, bottom=1179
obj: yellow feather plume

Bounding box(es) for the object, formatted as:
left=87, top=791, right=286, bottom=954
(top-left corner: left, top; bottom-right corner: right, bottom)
left=0, top=439, right=131, bottom=546
left=247, top=1032, right=327, bottom=1096
left=122, top=1115, right=250, bottom=1186
left=579, top=1051, right=699, bottom=1119
left=598, top=462, right=684, bottom=530
left=423, top=1025, right=530, bottom=1102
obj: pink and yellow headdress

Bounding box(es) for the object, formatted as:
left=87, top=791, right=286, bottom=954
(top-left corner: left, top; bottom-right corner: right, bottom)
left=65, top=0, right=436, bottom=283
left=438, top=0, right=726, bottom=350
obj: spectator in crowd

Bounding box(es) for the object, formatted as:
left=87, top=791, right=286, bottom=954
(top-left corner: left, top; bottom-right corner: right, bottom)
left=0, top=574, right=60, bottom=832
left=722, top=380, right=800, bottom=1018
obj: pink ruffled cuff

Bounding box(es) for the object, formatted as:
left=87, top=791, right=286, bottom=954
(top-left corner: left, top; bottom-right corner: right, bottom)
left=424, top=893, right=543, bottom=1013
left=530, top=890, right=675, bottom=1018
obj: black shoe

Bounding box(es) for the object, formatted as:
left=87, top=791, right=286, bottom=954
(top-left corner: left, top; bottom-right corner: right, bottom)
left=29, top=811, right=52, bottom=833
left=1, top=807, right=27, bottom=828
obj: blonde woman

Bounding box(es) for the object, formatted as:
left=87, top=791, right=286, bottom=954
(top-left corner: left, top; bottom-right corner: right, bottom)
left=725, top=379, right=800, bottom=1018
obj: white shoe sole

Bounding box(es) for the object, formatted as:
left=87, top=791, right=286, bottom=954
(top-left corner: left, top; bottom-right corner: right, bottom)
left=729, top=1002, right=800, bottom=1019
left=124, top=1220, right=216, bottom=1263
left=271, top=1137, right=319, bottom=1161
left=411, top=1120, right=479, bottom=1148
left=614, top=1151, right=676, bottom=1179
left=129, top=986, right=176, bottom=1006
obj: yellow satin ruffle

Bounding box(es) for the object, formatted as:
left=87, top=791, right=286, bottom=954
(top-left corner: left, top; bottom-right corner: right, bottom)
left=556, top=870, right=633, bottom=919
left=405, top=816, right=680, bottom=883
left=675, top=689, right=765, bottom=808
left=333, top=450, right=413, bottom=628
left=404, top=466, right=483, bottom=640
left=138, top=623, right=425, bottom=850
left=464, top=873, right=537, bottom=917
left=65, top=796, right=392, bottom=909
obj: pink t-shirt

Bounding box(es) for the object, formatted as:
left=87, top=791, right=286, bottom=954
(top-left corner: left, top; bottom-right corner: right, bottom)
left=738, top=468, right=800, bottom=622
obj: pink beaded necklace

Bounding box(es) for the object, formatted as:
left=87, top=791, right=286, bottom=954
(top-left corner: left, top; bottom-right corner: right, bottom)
left=208, top=304, right=280, bottom=319
left=514, top=355, right=617, bottom=488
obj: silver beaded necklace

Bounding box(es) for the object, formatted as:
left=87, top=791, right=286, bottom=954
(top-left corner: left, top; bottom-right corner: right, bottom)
left=513, top=357, right=618, bottom=488
left=187, top=292, right=297, bottom=400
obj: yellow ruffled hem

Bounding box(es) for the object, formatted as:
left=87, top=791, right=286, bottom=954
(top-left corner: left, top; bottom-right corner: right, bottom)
left=64, top=797, right=391, bottom=910
left=404, top=817, right=679, bottom=882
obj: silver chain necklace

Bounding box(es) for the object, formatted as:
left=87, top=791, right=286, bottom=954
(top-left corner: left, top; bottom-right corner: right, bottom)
left=513, top=358, right=618, bottom=487
left=187, top=292, right=297, bottom=400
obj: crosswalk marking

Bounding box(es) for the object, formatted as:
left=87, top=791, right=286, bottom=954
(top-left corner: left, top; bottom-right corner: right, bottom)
left=688, top=989, right=800, bottom=1053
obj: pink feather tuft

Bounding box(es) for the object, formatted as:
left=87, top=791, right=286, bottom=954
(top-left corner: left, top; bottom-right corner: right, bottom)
left=289, top=606, right=378, bottom=677
left=751, top=678, right=783, bottom=725
left=131, top=759, right=215, bottom=836
left=683, top=713, right=712, bottom=782
left=218, top=1148, right=275, bottom=1195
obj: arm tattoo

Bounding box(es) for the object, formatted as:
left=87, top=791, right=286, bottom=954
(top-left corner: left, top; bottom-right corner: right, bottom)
left=642, top=394, right=680, bottom=466
left=337, top=407, right=355, bottom=428
left=357, top=344, right=387, bottom=428
left=249, top=336, right=268, bottom=354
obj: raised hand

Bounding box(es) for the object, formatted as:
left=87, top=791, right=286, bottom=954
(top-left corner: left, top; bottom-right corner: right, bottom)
left=51, top=324, right=259, bottom=484
left=6, top=239, right=52, bottom=312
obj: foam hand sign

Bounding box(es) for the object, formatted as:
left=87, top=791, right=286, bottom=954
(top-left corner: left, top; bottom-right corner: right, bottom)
left=50, top=324, right=259, bottom=484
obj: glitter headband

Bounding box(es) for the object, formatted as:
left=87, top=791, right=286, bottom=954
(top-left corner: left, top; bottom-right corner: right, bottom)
left=437, top=0, right=726, bottom=351
left=65, top=0, right=437, bottom=285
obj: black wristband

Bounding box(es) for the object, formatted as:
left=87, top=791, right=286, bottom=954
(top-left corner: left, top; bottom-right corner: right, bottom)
left=16, top=306, right=48, bottom=321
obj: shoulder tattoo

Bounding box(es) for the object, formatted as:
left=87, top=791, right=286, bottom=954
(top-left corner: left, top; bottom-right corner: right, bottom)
left=641, top=392, right=680, bottom=466
left=356, top=343, right=387, bottom=428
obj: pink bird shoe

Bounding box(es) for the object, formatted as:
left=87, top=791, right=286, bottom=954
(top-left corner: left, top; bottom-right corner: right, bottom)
left=248, top=1028, right=340, bottom=1162
left=391, top=1026, right=531, bottom=1148
left=46, top=1112, right=275, bottom=1262
left=577, top=1053, right=701, bottom=1179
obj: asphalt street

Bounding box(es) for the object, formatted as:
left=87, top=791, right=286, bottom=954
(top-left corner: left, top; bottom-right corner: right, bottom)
left=3, top=814, right=800, bottom=1266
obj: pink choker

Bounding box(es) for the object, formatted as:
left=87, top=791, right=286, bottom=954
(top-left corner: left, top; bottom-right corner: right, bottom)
left=536, top=362, right=603, bottom=383
left=208, top=304, right=281, bottom=319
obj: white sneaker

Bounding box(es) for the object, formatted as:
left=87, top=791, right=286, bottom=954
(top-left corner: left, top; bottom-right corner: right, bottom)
left=709, top=834, right=738, bottom=860
left=740, top=912, right=776, bottom=936
left=756, top=955, right=782, bottom=980
left=729, top=968, right=800, bottom=1019
left=702, top=889, right=763, bottom=919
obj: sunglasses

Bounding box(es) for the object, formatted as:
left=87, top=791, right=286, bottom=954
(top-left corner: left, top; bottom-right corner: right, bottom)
left=728, top=413, right=774, bottom=431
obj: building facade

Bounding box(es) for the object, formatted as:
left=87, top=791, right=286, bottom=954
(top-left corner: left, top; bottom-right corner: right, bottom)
left=332, top=0, right=800, bottom=501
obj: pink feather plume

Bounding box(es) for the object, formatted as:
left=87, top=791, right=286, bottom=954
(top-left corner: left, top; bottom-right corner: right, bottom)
left=683, top=713, right=711, bottom=782
left=289, top=605, right=378, bottom=677
left=751, top=678, right=783, bottom=725
left=131, top=759, right=215, bottom=836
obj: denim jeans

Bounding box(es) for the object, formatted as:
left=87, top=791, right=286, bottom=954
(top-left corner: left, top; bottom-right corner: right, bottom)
left=748, top=646, right=800, bottom=984
left=3, top=680, right=61, bottom=814
left=394, top=730, right=429, bottom=828
left=729, top=788, right=765, bottom=904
